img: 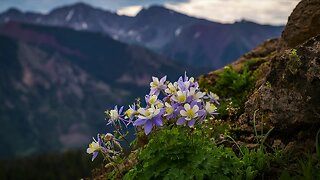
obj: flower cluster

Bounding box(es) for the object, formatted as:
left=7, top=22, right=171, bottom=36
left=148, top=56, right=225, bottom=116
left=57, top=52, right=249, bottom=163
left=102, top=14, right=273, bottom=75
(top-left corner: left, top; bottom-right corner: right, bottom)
left=87, top=73, right=219, bottom=160
left=133, top=73, right=219, bottom=134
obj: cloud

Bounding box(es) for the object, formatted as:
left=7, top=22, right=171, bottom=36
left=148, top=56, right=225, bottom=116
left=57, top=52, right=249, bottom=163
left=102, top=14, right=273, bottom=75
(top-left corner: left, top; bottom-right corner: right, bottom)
left=0, top=0, right=187, bottom=13
left=0, top=0, right=300, bottom=25
left=164, top=0, right=300, bottom=25
left=117, top=5, right=142, bottom=16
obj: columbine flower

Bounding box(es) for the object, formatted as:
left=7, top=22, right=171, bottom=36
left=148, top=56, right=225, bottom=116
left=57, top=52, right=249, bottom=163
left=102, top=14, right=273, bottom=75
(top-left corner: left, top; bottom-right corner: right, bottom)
left=177, top=103, right=205, bottom=127
left=145, top=94, right=162, bottom=106
left=164, top=102, right=175, bottom=119
left=177, top=73, right=196, bottom=91
left=187, top=87, right=206, bottom=102
left=165, top=82, right=178, bottom=95
left=106, top=105, right=126, bottom=126
left=87, top=135, right=103, bottom=161
left=207, top=92, right=220, bottom=105
left=104, top=133, right=114, bottom=141
left=133, top=106, right=164, bottom=135
left=125, top=104, right=136, bottom=119
left=205, top=102, right=217, bottom=114
left=150, top=76, right=167, bottom=96
left=171, top=90, right=187, bottom=104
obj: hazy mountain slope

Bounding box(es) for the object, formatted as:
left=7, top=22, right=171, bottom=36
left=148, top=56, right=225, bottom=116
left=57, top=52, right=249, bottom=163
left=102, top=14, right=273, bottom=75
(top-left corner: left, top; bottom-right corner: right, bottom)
left=163, top=21, right=283, bottom=69
left=0, top=22, right=204, bottom=157
left=0, top=34, right=120, bottom=157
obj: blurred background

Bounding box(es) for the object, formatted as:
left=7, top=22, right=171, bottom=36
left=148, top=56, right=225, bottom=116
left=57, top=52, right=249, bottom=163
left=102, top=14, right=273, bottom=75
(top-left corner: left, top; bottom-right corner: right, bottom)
left=0, top=0, right=299, bottom=179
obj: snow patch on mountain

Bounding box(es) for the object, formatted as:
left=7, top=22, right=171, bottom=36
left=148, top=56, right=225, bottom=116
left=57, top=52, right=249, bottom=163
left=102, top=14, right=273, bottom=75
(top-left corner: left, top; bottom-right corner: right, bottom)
left=194, top=32, right=201, bottom=39
left=175, top=27, right=182, bottom=36
left=65, top=10, right=74, bottom=21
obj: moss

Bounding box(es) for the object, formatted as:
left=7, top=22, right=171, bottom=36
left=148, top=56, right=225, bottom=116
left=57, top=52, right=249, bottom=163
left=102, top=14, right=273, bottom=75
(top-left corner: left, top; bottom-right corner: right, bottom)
left=286, top=49, right=302, bottom=75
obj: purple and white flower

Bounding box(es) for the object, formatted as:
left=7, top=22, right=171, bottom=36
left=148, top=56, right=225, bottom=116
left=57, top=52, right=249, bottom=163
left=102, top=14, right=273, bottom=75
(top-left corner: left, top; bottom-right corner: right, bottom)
left=177, top=102, right=205, bottom=127
left=125, top=104, right=136, bottom=121
left=145, top=94, right=162, bottom=106
left=205, top=102, right=217, bottom=114
left=207, top=92, right=220, bottom=105
left=187, top=87, right=206, bottom=102
left=106, top=105, right=126, bottom=126
left=171, top=90, right=188, bottom=104
left=165, top=82, right=178, bottom=95
left=133, top=106, right=165, bottom=135
left=87, top=135, right=104, bottom=161
left=150, top=76, right=167, bottom=96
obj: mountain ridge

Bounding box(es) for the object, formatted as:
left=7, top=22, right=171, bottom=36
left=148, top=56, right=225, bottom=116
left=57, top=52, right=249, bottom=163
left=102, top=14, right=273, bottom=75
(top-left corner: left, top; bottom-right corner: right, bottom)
left=0, top=2, right=284, bottom=68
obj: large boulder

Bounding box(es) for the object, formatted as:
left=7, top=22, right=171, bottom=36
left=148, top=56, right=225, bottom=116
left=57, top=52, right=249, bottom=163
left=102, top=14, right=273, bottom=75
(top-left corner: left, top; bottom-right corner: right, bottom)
left=240, top=34, right=320, bottom=133
left=281, top=0, right=320, bottom=48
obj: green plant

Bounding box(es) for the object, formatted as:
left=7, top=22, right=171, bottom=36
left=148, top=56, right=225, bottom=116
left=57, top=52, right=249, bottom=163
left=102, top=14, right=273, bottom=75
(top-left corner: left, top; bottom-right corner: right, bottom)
left=279, top=154, right=320, bottom=180
left=212, top=66, right=256, bottom=118
left=265, top=81, right=272, bottom=88
left=316, top=128, right=320, bottom=157
left=124, top=126, right=271, bottom=180
left=278, top=129, right=320, bottom=179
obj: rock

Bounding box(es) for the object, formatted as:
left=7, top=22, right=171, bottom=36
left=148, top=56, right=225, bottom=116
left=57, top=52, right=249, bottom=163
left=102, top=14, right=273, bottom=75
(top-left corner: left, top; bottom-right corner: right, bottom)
left=281, top=0, right=320, bottom=48
left=240, top=35, right=320, bottom=133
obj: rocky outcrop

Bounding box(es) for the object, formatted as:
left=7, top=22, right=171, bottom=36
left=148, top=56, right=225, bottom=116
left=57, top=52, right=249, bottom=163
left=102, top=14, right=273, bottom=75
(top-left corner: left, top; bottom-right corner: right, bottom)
left=281, top=0, right=320, bottom=48
left=239, top=35, right=320, bottom=133
left=201, top=0, right=320, bottom=152
left=239, top=0, right=320, bottom=135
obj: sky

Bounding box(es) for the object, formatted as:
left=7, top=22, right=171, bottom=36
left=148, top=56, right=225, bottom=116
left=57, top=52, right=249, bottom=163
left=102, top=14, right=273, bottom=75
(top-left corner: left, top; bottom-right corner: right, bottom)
left=0, top=0, right=300, bottom=25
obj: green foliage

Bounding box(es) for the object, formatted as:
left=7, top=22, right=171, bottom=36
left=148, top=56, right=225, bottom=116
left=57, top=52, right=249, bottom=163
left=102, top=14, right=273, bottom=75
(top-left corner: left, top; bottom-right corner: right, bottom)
left=316, top=128, right=320, bottom=158
left=123, top=126, right=271, bottom=180
left=287, top=48, right=302, bottom=75
left=212, top=65, right=256, bottom=118
left=265, top=81, right=272, bottom=88
left=279, top=154, right=320, bottom=180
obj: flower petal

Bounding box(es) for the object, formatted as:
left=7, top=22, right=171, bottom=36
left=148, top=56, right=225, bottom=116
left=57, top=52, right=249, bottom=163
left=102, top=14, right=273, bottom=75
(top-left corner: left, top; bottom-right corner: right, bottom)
left=178, top=81, right=186, bottom=91
left=176, top=117, right=186, bottom=125
left=92, top=152, right=98, bottom=161
left=153, top=117, right=163, bottom=127
left=197, top=110, right=206, bottom=117
left=184, top=103, right=191, bottom=110
left=160, top=76, right=167, bottom=84
left=119, top=106, right=124, bottom=114
left=152, top=76, right=158, bottom=82
left=188, top=119, right=196, bottom=127
left=186, top=96, right=193, bottom=102
left=192, top=105, right=199, bottom=112
left=138, top=108, right=146, bottom=115
left=133, top=119, right=147, bottom=126
left=144, top=120, right=153, bottom=135
left=180, top=110, right=187, bottom=116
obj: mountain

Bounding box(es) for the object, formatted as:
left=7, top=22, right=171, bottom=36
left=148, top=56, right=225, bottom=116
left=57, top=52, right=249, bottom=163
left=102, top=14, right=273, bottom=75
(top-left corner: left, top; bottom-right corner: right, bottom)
left=0, top=21, right=204, bottom=157
left=0, top=3, right=283, bottom=68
